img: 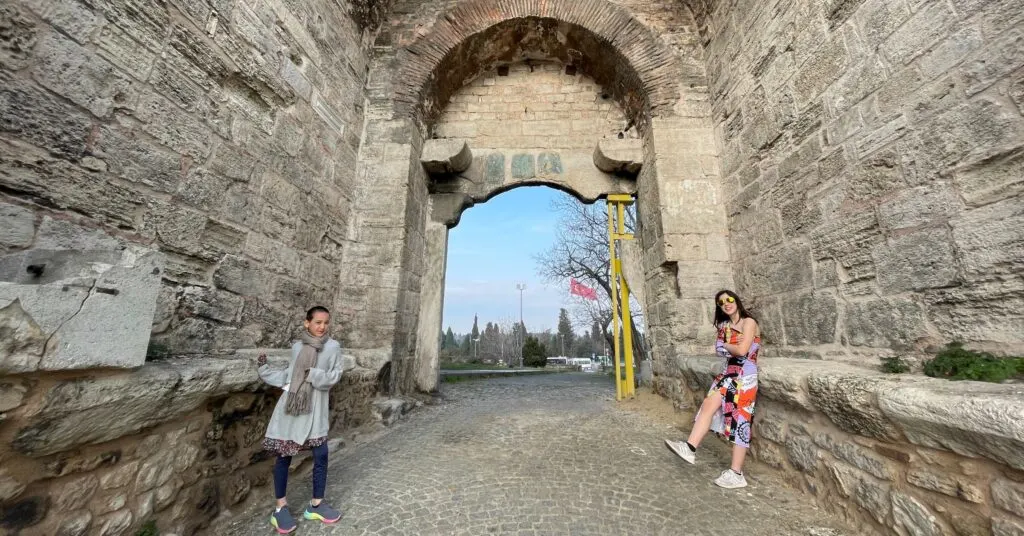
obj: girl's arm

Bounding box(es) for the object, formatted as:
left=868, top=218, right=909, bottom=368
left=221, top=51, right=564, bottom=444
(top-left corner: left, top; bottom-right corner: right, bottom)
left=724, top=318, right=757, bottom=356
left=258, top=364, right=290, bottom=388
left=307, top=342, right=343, bottom=391
left=257, top=344, right=299, bottom=388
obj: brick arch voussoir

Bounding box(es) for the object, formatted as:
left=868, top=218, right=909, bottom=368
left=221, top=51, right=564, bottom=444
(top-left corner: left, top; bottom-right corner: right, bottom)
left=393, top=0, right=682, bottom=130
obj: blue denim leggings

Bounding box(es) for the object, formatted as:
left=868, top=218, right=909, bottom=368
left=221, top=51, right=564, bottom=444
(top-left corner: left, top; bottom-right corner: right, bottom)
left=273, top=443, right=329, bottom=500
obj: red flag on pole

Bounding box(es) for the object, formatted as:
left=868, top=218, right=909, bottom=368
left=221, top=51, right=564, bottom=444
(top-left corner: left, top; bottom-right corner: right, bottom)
left=569, top=278, right=598, bottom=300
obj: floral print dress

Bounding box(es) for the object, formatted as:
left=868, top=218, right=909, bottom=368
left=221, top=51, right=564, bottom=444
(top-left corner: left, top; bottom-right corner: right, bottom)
left=698, top=323, right=760, bottom=448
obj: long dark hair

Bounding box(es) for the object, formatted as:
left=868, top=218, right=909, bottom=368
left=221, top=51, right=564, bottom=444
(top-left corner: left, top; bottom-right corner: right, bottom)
left=712, top=290, right=755, bottom=326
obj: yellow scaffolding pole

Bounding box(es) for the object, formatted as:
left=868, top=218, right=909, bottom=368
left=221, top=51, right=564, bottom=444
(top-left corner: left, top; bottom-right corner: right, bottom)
left=607, top=194, right=636, bottom=401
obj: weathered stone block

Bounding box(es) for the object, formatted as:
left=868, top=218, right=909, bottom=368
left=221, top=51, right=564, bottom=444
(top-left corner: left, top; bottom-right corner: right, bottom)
left=737, top=242, right=813, bottom=295
left=992, top=478, right=1024, bottom=518
left=421, top=139, right=473, bottom=175
left=918, top=27, right=983, bottom=82
left=856, top=0, right=911, bottom=50
left=828, top=461, right=892, bottom=524
left=816, top=432, right=897, bottom=481
left=786, top=434, right=820, bottom=472
left=780, top=292, right=838, bottom=345
left=56, top=511, right=92, bottom=536
left=0, top=201, right=34, bottom=249
left=951, top=198, right=1023, bottom=280
left=807, top=374, right=904, bottom=440
left=909, top=98, right=1024, bottom=179
left=855, top=115, right=907, bottom=158
left=993, top=517, right=1024, bottom=536
left=881, top=1, right=956, bottom=65
left=892, top=491, right=943, bottom=536
left=97, top=509, right=132, bottom=536
left=0, top=467, right=25, bottom=502
left=0, top=245, right=163, bottom=371
left=873, top=229, right=959, bottom=293
left=32, top=33, right=137, bottom=119
left=134, top=92, right=214, bottom=159
left=844, top=297, right=929, bottom=350
left=0, top=4, right=37, bottom=70
left=828, top=58, right=886, bottom=115
left=593, top=138, right=642, bottom=175
left=907, top=468, right=983, bottom=503
left=96, top=23, right=157, bottom=80
left=793, top=36, right=849, bottom=106
left=13, top=357, right=260, bottom=456
left=846, top=149, right=906, bottom=201
left=877, top=183, right=959, bottom=230
left=0, top=79, right=92, bottom=161
left=961, top=28, right=1024, bottom=96
left=55, top=475, right=98, bottom=510
left=878, top=381, right=1024, bottom=470
left=22, top=0, right=103, bottom=44
left=953, top=147, right=1024, bottom=208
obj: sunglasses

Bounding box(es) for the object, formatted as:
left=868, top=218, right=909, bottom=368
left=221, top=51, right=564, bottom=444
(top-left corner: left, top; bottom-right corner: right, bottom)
left=718, top=296, right=736, bottom=306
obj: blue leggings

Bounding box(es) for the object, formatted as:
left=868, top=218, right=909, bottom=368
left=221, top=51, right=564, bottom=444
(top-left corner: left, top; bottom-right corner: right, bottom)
left=273, top=443, right=328, bottom=500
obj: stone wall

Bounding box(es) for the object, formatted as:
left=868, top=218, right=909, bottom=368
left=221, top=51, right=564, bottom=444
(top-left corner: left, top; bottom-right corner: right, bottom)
left=655, top=1, right=1024, bottom=533
left=433, top=61, right=628, bottom=149
left=697, top=0, right=1024, bottom=362
left=0, top=0, right=389, bottom=533
left=655, top=359, right=1024, bottom=535
left=1, top=0, right=370, bottom=357
left=0, top=351, right=380, bottom=535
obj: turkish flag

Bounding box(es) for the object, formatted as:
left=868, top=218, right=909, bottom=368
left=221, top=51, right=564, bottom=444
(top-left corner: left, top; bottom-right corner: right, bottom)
left=570, top=278, right=598, bottom=300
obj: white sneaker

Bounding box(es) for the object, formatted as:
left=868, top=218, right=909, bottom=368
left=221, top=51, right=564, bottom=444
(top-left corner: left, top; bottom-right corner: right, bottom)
left=664, top=439, right=696, bottom=465
left=714, top=469, right=748, bottom=489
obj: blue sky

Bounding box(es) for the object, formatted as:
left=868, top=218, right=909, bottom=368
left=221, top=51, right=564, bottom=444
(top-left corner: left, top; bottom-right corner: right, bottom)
left=442, top=186, right=578, bottom=335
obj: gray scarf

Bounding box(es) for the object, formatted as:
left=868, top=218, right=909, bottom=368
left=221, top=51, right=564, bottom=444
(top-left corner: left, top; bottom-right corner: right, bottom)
left=285, top=331, right=327, bottom=415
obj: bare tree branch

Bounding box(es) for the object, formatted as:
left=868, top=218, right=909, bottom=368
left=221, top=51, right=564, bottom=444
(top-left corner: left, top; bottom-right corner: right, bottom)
left=533, top=196, right=647, bottom=360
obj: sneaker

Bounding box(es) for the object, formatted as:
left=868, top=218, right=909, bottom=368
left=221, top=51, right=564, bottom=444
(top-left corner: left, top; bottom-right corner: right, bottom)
left=304, top=501, right=343, bottom=524
left=714, top=469, right=748, bottom=489
left=664, top=439, right=696, bottom=465
left=270, top=507, right=297, bottom=534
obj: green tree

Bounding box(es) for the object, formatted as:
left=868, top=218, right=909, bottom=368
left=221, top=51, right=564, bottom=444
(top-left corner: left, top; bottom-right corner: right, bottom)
left=522, top=336, right=548, bottom=367
left=556, top=308, right=575, bottom=356
left=444, top=327, right=457, bottom=349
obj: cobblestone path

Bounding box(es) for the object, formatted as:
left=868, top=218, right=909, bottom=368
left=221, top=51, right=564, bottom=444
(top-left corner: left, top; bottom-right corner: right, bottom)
left=220, top=373, right=854, bottom=536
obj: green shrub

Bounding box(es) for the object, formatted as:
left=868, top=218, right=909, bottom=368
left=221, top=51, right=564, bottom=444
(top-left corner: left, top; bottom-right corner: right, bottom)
left=923, top=343, right=1024, bottom=383
left=136, top=521, right=159, bottom=536
left=880, top=355, right=910, bottom=373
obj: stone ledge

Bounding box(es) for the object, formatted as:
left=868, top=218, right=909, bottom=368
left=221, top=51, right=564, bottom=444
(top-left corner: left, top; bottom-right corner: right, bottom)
left=13, top=356, right=372, bottom=457
left=674, top=356, right=1024, bottom=469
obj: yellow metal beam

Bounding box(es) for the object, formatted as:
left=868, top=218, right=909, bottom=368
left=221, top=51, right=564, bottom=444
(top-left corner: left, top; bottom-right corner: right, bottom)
left=607, top=195, right=636, bottom=400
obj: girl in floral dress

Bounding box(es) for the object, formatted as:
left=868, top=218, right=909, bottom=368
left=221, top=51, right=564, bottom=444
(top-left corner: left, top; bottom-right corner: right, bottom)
left=665, top=290, right=761, bottom=489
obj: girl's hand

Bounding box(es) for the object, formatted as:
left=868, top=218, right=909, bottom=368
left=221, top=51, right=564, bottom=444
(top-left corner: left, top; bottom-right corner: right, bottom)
left=257, top=353, right=268, bottom=366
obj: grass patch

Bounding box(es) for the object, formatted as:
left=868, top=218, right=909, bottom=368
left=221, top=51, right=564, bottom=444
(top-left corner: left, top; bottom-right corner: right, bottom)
left=880, top=355, right=910, bottom=374
left=439, top=362, right=508, bottom=370
left=923, top=343, right=1024, bottom=383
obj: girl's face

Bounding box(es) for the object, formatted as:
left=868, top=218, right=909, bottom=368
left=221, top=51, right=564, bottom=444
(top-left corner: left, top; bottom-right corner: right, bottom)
left=305, top=312, right=330, bottom=337
left=718, top=294, right=738, bottom=316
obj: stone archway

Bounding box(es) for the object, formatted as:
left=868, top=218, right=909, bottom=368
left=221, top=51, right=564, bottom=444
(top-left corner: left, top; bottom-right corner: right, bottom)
left=390, top=0, right=684, bottom=130
left=350, top=0, right=730, bottom=394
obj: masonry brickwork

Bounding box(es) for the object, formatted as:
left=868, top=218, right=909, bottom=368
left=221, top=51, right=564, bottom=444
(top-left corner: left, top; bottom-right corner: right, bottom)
left=1, top=0, right=1023, bottom=534
left=434, top=61, right=628, bottom=150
